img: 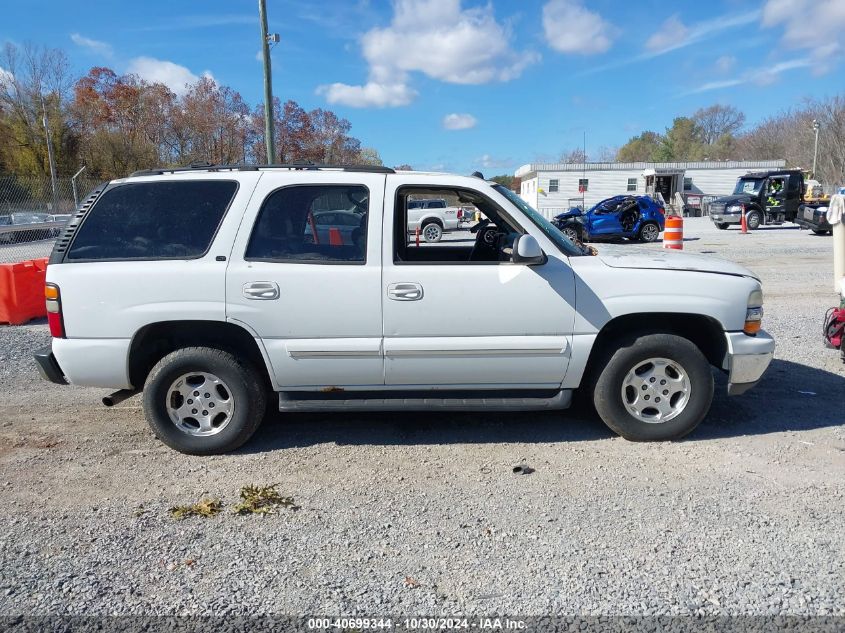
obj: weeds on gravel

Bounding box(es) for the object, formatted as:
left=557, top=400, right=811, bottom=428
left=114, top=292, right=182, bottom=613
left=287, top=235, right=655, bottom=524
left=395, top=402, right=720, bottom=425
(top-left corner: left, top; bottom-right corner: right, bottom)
left=232, top=484, right=299, bottom=515
left=168, top=498, right=222, bottom=520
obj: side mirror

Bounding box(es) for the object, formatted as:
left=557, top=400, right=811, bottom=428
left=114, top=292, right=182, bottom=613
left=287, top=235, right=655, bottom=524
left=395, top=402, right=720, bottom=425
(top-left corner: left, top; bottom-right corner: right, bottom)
left=512, top=234, right=545, bottom=265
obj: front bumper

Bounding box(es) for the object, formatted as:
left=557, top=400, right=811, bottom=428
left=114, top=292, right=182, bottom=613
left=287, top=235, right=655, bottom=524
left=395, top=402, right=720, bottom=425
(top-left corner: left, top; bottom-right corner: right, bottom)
left=722, top=330, right=775, bottom=395
left=33, top=345, right=67, bottom=385
left=710, top=212, right=742, bottom=225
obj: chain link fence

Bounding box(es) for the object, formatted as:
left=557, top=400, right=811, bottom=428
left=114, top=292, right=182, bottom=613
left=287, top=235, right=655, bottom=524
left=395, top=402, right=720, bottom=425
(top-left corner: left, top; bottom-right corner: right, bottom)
left=0, top=174, right=100, bottom=263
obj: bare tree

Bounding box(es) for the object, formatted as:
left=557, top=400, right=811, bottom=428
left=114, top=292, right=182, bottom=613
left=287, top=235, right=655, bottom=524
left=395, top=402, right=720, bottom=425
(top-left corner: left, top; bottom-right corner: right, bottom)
left=693, top=104, right=745, bottom=146
left=0, top=42, right=74, bottom=176
left=559, top=147, right=587, bottom=163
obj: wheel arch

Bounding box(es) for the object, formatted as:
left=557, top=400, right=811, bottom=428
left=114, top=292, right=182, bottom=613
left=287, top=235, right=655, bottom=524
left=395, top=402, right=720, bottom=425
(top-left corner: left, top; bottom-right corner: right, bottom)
left=127, top=319, right=273, bottom=389
left=420, top=215, right=444, bottom=227
left=582, top=312, right=727, bottom=384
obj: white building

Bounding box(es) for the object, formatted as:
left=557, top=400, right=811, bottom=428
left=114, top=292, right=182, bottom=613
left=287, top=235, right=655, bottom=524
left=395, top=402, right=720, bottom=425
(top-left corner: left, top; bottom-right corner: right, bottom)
left=515, top=160, right=787, bottom=218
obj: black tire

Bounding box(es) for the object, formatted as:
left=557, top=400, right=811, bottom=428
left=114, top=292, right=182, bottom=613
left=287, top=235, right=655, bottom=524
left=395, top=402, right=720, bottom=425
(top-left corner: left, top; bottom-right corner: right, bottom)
left=421, top=221, right=443, bottom=243
left=637, top=221, right=660, bottom=242
left=590, top=333, right=714, bottom=441
left=142, top=347, right=267, bottom=455
left=715, top=222, right=729, bottom=230
left=560, top=224, right=582, bottom=243
left=812, top=229, right=831, bottom=236
left=746, top=211, right=762, bottom=230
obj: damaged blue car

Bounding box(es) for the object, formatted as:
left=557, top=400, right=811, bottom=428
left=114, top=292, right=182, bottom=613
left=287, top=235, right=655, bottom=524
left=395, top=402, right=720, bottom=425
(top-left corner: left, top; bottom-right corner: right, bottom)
left=552, top=195, right=665, bottom=243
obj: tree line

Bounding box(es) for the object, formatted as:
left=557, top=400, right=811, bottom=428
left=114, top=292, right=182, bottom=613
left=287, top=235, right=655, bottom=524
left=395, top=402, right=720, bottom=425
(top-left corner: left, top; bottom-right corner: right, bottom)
left=610, top=100, right=845, bottom=185
left=0, top=42, right=385, bottom=180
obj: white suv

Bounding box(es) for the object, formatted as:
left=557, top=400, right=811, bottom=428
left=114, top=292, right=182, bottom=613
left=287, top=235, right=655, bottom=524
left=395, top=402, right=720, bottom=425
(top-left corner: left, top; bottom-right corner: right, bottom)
left=35, top=164, right=774, bottom=454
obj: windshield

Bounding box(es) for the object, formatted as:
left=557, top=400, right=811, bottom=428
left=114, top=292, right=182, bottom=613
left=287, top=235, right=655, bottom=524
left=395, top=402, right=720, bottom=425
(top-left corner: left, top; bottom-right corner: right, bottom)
left=733, top=178, right=764, bottom=195
left=492, top=184, right=586, bottom=256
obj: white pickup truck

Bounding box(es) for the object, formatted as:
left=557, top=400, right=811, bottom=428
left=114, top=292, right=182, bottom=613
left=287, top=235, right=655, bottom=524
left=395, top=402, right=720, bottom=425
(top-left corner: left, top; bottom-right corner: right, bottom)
left=34, top=164, right=774, bottom=454
left=406, top=198, right=461, bottom=242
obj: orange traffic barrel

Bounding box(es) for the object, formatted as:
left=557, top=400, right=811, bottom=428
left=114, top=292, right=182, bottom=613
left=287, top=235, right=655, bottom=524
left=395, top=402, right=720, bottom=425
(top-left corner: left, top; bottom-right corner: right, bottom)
left=663, top=215, right=683, bottom=250
left=328, top=227, right=344, bottom=246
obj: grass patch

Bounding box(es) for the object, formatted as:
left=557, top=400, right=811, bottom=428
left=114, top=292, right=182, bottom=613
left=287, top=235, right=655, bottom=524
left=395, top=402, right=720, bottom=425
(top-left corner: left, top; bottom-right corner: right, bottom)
left=232, top=484, right=299, bottom=515
left=168, top=497, right=223, bottom=520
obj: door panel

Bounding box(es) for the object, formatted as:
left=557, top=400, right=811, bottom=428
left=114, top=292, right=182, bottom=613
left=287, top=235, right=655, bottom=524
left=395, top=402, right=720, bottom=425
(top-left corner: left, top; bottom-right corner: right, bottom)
left=590, top=212, right=621, bottom=235
left=382, top=177, right=577, bottom=388
left=226, top=172, right=386, bottom=389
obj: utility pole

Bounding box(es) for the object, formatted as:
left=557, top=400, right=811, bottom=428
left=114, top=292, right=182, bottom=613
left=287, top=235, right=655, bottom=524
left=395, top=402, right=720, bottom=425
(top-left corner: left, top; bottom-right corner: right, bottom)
left=40, top=93, right=59, bottom=210
left=258, top=0, right=276, bottom=164
left=812, top=119, right=820, bottom=177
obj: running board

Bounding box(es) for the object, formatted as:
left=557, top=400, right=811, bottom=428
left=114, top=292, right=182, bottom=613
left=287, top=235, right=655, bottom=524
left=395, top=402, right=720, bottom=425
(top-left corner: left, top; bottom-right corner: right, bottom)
left=278, top=389, right=572, bottom=412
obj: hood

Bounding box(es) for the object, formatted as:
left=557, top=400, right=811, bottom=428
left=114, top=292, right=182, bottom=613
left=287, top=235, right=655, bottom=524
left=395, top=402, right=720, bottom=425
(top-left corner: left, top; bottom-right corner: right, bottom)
left=712, top=193, right=753, bottom=205
left=554, top=208, right=583, bottom=220
left=594, top=244, right=758, bottom=280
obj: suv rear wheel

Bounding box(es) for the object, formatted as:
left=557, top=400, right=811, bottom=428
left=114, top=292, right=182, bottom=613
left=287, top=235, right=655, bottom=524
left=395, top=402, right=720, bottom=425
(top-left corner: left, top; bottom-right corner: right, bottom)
left=590, top=333, right=713, bottom=441
left=142, top=347, right=267, bottom=455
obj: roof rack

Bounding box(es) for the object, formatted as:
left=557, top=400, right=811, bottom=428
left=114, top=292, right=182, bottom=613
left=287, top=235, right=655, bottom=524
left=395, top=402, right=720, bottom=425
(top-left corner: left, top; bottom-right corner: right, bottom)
left=129, top=161, right=396, bottom=177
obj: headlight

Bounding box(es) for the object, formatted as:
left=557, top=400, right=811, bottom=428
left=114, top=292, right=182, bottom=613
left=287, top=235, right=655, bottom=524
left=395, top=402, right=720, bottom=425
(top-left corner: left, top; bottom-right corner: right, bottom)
left=744, top=288, right=764, bottom=335
left=727, top=205, right=744, bottom=213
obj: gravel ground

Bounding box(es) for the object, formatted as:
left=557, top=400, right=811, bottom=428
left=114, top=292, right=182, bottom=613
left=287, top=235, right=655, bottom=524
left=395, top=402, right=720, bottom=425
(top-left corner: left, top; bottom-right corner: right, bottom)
left=0, top=218, right=843, bottom=618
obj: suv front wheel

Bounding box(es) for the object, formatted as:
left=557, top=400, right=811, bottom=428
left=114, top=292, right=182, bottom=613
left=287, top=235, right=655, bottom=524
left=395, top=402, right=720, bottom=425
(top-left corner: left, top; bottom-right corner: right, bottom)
left=591, top=333, right=713, bottom=441
left=142, top=347, right=267, bottom=455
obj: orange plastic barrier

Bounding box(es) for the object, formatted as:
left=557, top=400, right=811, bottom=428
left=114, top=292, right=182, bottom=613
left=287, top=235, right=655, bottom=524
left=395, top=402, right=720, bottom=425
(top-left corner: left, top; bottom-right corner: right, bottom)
left=663, top=216, right=683, bottom=250
left=0, top=258, right=49, bottom=325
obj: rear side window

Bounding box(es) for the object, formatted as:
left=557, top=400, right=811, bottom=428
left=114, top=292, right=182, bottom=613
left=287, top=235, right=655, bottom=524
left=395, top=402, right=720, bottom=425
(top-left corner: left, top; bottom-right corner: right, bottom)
left=67, top=181, right=237, bottom=261
left=245, top=184, right=368, bottom=264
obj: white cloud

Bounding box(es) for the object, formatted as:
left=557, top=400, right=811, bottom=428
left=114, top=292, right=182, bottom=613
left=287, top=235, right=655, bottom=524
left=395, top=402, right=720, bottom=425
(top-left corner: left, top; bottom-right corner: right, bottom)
left=679, top=57, right=812, bottom=95
left=645, top=15, right=688, bottom=53
left=762, top=0, right=845, bottom=71
left=580, top=9, right=760, bottom=75
left=715, top=55, right=736, bottom=73
left=126, top=57, right=212, bottom=95
left=319, top=81, right=417, bottom=108
left=132, top=14, right=256, bottom=31
left=0, top=66, right=13, bottom=86
left=542, top=0, right=616, bottom=55
left=477, top=154, right=513, bottom=170
left=317, top=0, right=537, bottom=108
left=70, top=33, right=113, bottom=57
left=442, top=113, right=477, bottom=130
left=646, top=10, right=760, bottom=57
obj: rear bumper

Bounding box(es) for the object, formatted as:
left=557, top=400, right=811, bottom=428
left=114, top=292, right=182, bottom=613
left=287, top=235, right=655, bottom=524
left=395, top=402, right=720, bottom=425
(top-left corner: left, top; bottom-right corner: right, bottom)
left=722, top=330, right=775, bottom=395
left=795, top=217, right=831, bottom=232
left=33, top=345, right=67, bottom=385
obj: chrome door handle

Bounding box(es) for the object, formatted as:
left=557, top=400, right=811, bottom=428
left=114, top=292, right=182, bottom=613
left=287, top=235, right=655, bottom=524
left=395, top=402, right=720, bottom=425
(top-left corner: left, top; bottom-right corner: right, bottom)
left=388, top=282, right=423, bottom=301
left=243, top=281, right=280, bottom=300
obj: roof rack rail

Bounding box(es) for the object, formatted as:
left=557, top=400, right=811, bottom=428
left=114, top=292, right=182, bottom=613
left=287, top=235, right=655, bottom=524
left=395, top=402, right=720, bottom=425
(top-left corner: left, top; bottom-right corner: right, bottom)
left=129, top=162, right=396, bottom=177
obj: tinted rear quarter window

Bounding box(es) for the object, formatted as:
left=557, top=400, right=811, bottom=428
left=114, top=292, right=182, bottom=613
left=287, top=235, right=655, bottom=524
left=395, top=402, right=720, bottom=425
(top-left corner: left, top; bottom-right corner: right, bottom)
left=67, top=180, right=237, bottom=261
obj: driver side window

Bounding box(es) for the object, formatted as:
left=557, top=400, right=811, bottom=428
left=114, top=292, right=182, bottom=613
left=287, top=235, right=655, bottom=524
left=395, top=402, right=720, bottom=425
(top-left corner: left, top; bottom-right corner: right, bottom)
left=394, top=187, right=521, bottom=265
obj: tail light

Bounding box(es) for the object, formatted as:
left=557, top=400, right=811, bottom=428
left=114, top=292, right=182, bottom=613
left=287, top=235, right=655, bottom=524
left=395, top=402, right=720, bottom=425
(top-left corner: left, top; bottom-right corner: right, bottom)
left=658, top=207, right=665, bottom=215
left=457, top=209, right=463, bottom=219
left=45, top=283, right=65, bottom=338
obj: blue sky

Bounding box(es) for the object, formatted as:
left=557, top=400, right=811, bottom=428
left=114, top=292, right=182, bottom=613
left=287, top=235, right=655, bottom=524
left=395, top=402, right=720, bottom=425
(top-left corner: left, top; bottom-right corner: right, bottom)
left=2, top=0, right=842, bottom=174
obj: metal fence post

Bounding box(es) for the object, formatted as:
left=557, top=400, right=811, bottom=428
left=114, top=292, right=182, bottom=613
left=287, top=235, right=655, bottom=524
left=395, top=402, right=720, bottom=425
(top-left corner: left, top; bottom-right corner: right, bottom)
left=71, top=166, right=87, bottom=208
